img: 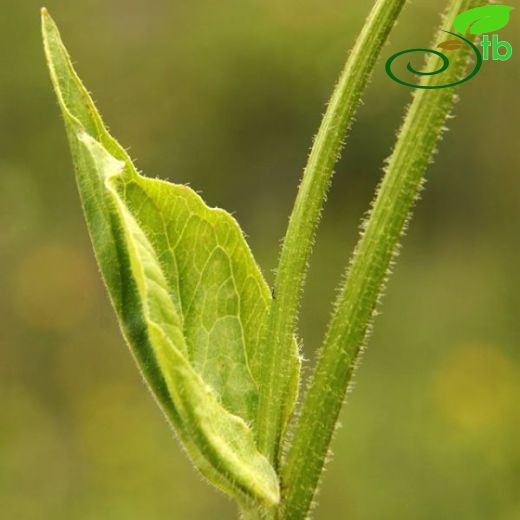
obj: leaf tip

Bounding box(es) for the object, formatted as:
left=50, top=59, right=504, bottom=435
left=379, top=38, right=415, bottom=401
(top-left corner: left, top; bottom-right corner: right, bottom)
left=41, top=7, right=58, bottom=48
left=40, top=7, right=52, bottom=31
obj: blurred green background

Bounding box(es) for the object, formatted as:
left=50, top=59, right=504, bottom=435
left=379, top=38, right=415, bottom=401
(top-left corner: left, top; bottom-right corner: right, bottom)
left=1, top=1, right=518, bottom=518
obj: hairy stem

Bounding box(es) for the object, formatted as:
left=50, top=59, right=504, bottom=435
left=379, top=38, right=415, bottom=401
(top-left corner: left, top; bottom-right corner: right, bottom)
left=255, top=0, right=407, bottom=467
left=281, top=0, right=488, bottom=518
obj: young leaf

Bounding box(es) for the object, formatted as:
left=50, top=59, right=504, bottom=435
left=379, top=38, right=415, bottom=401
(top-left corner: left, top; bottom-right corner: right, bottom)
left=453, top=4, right=513, bottom=34
left=41, top=8, right=297, bottom=507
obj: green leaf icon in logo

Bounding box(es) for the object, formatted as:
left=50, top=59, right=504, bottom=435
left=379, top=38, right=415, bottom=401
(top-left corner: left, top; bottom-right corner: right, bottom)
left=453, top=5, right=514, bottom=35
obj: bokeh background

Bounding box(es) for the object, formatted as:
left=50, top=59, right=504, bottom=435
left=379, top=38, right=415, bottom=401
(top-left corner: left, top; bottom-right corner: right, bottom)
left=1, top=1, right=519, bottom=518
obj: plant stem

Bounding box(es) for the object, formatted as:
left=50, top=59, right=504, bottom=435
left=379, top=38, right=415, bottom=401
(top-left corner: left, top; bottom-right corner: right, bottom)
left=281, top=0, right=488, bottom=518
left=255, top=0, right=407, bottom=467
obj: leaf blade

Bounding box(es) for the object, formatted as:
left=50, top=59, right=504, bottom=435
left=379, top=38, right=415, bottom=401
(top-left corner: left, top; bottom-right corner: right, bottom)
left=42, top=8, right=284, bottom=507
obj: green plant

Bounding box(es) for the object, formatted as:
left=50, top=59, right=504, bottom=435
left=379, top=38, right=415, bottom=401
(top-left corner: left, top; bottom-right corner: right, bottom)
left=42, top=0, right=488, bottom=517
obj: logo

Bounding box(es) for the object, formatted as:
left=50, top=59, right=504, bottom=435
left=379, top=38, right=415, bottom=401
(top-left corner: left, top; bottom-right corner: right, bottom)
left=386, top=5, right=514, bottom=89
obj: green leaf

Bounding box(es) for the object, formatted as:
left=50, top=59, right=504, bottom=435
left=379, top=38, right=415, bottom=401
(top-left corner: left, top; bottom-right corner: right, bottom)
left=41, top=8, right=297, bottom=507
left=453, top=5, right=513, bottom=34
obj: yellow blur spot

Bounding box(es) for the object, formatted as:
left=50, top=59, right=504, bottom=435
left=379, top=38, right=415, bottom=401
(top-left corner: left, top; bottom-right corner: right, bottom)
left=432, top=344, right=517, bottom=432
left=12, top=243, right=97, bottom=332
